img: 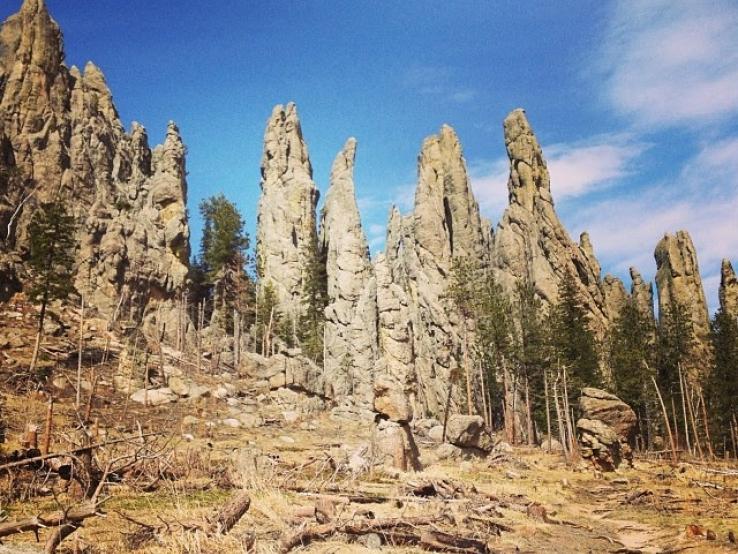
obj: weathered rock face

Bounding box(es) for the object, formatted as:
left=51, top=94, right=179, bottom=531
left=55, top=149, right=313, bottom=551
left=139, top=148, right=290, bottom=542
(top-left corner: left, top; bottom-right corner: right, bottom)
left=492, top=109, right=608, bottom=337
left=577, top=388, right=637, bottom=471
left=320, top=138, right=377, bottom=411
left=256, top=102, right=319, bottom=317
left=654, top=231, right=710, bottom=345
left=375, top=125, right=490, bottom=420
left=0, top=0, right=190, bottom=338
left=720, top=259, right=738, bottom=319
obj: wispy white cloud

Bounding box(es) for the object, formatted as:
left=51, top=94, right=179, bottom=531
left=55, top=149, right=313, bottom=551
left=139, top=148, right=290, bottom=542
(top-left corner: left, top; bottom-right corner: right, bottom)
left=568, top=138, right=738, bottom=311
left=402, top=65, right=478, bottom=104
left=598, top=0, right=738, bottom=127
left=469, top=135, right=646, bottom=222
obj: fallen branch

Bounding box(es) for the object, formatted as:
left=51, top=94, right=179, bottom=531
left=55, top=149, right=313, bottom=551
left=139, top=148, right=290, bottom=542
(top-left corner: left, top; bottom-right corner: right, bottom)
left=0, top=433, right=161, bottom=473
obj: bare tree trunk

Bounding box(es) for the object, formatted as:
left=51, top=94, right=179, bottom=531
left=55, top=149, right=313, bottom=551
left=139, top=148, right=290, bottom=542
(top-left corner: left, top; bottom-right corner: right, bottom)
left=479, top=361, right=489, bottom=427
left=525, top=375, right=535, bottom=445
left=42, top=397, right=54, bottom=455
left=731, top=414, right=738, bottom=460
left=553, top=376, right=569, bottom=461
left=76, top=294, right=85, bottom=409
left=234, top=308, right=240, bottom=369
left=697, top=387, right=715, bottom=460
left=670, top=394, right=680, bottom=452
left=678, top=365, right=692, bottom=456
left=562, top=367, right=577, bottom=458
left=544, top=369, right=552, bottom=451
left=685, top=381, right=704, bottom=461
left=442, top=382, right=453, bottom=443
left=651, top=376, right=678, bottom=465
left=502, top=361, right=514, bottom=444
left=463, top=326, right=473, bottom=416
left=29, top=293, right=48, bottom=373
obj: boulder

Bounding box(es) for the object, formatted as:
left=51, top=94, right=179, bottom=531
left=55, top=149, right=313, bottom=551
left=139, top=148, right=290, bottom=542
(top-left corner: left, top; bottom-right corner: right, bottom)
left=577, top=388, right=637, bottom=471
left=577, top=418, right=623, bottom=471
left=130, top=388, right=177, bottom=406
left=445, top=415, right=494, bottom=452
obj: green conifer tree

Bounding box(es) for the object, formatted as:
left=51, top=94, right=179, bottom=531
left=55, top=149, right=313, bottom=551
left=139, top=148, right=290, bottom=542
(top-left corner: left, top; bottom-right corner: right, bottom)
left=27, top=201, right=77, bottom=372
left=548, top=274, right=601, bottom=402
left=706, top=307, right=738, bottom=454
left=609, top=298, right=656, bottom=442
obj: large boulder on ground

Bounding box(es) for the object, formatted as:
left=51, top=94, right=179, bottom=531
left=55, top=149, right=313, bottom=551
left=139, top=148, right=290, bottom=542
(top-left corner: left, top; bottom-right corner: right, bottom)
left=444, top=415, right=494, bottom=452
left=577, top=418, right=623, bottom=471
left=577, top=388, right=637, bottom=471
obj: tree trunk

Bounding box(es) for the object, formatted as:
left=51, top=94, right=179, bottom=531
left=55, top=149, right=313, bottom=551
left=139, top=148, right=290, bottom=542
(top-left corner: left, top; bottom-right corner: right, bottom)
left=29, top=291, right=49, bottom=373
left=525, top=375, right=535, bottom=445
left=463, top=326, right=473, bottom=416
left=651, top=376, right=678, bottom=464
left=544, top=369, right=552, bottom=451
left=76, top=294, right=85, bottom=409
left=678, top=365, right=692, bottom=455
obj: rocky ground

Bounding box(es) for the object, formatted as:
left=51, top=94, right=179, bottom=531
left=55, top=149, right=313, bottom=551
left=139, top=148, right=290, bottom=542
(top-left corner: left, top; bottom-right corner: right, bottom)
left=0, top=299, right=736, bottom=554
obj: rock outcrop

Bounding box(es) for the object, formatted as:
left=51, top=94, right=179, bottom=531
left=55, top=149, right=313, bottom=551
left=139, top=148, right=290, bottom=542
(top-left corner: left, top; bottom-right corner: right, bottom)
left=0, top=0, right=190, bottom=338
left=577, top=388, right=636, bottom=471
left=375, top=125, right=490, bottom=419
left=720, top=259, right=738, bottom=319
left=492, top=109, right=608, bottom=337
left=320, top=138, right=376, bottom=413
left=654, top=231, right=710, bottom=356
left=256, top=102, right=319, bottom=317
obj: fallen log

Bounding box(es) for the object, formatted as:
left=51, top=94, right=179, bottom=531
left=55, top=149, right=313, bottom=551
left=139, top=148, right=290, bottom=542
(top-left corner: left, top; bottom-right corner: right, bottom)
left=0, top=502, right=100, bottom=539
left=279, top=515, right=492, bottom=553
left=119, top=489, right=251, bottom=543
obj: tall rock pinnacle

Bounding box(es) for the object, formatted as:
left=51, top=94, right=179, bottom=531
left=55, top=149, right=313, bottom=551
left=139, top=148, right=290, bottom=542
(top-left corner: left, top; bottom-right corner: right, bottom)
left=492, top=108, right=608, bottom=336
left=414, top=125, right=490, bottom=267
left=654, top=231, right=710, bottom=371
left=629, top=266, right=655, bottom=324
left=320, top=138, right=377, bottom=412
left=256, top=102, right=319, bottom=315
left=375, top=124, right=490, bottom=419
left=720, top=259, right=738, bottom=319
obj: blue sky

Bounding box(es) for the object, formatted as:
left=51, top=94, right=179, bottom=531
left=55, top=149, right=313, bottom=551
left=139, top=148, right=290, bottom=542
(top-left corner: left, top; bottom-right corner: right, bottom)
left=3, top=0, right=737, bottom=312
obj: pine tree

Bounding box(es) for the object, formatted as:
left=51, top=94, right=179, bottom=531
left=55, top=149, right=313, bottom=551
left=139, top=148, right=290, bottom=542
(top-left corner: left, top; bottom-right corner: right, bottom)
left=706, top=307, right=738, bottom=454
left=297, top=239, right=327, bottom=363
left=609, top=298, right=656, bottom=442
left=197, top=194, right=252, bottom=333
left=513, top=282, right=548, bottom=442
left=548, top=275, right=601, bottom=401
left=27, top=201, right=77, bottom=372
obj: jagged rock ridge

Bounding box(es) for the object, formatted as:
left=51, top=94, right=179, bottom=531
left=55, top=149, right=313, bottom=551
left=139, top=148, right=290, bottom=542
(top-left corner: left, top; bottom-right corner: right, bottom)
left=0, top=0, right=190, bottom=337
left=491, top=109, right=609, bottom=337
